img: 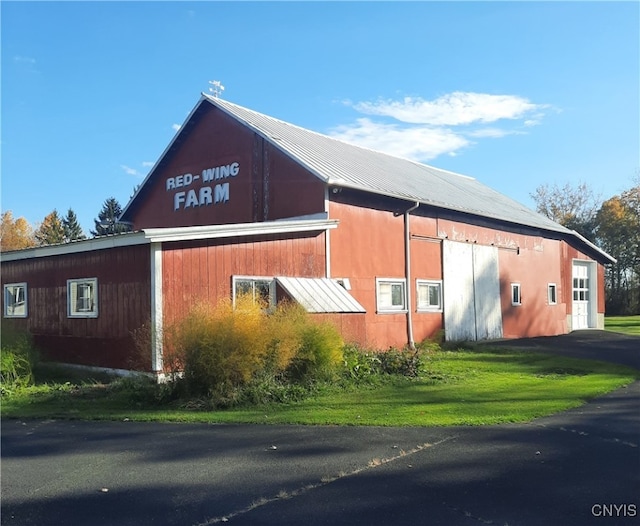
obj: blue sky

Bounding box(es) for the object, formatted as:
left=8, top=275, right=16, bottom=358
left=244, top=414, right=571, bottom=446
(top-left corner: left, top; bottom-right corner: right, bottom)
left=2, top=1, right=639, bottom=234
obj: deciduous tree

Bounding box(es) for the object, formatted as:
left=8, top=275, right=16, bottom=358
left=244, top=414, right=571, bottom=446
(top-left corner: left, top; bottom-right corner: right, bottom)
left=596, top=182, right=640, bottom=314
left=34, top=210, right=65, bottom=246
left=0, top=211, right=35, bottom=251
left=531, top=182, right=600, bottom=240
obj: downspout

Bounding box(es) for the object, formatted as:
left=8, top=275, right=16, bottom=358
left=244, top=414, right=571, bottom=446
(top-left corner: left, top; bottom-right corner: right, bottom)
left=403, top=202, right=420, bottom=350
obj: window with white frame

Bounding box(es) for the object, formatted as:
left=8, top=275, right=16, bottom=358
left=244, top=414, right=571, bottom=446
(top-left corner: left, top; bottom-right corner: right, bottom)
left=4, top=283, right=27, bottom=318
left=376, top=278, right=407, bottom=312
left=548, top=283, right=557, bottom=305
left=416, top=280, right=442, bottom=312
left=68, top=278, right=98, bottom=318
left=232, top=276, right=275, bottom=308
left=511, top=283, right=521, bottom=306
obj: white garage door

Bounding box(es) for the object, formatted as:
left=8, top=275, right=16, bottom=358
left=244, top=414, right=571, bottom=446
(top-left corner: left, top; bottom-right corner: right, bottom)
left=443, top=241, right=503, bottom=341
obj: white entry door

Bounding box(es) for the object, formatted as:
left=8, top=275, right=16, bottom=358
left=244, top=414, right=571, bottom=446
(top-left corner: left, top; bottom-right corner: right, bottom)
left=443, top=241, right=503, bottom=341
left=572, top=261, right=592, bottom=330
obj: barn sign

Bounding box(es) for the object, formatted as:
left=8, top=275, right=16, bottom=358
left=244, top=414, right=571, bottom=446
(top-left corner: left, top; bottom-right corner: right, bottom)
left=166, top=161, right=240, bottom=211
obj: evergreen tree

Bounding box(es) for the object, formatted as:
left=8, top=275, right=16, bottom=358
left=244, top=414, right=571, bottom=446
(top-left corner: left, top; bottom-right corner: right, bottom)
left=63, top=208, right=86, bottom=242
left=34, top=210, right=65, bottom=246
left=91, top=197, right=132, bottom=236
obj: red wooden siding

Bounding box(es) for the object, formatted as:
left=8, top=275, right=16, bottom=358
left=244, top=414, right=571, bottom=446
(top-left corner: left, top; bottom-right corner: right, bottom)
left=161, top=232, right=331, bottom=327
left=262, top=141, right=326, bottom=221
left=329, top=192, right=607, bottom=346
left=1, top=245, right=151, bottom=370
left=127, top=104, right=325, bottom=229
left=328, top=197, right=408, bottom=349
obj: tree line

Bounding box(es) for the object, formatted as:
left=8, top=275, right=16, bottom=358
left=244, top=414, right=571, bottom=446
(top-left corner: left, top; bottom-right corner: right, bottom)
left=531, top=177, right=640, bottom=315
left=1, top=197, right=131, bottom=251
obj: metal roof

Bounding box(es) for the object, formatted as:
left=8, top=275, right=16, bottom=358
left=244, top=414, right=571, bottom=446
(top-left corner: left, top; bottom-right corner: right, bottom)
left=0, top=219, right=338, bottom=262
left=121, top=94, right=614, bottom=264
left=204, top=94, right=574, bottom=236
left=276, top=277, right=366, bottom=313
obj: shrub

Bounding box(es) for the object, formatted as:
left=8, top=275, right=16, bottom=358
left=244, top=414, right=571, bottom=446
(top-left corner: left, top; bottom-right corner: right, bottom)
left=167, top=295, right=347, bottom=402
left=378, top=347, right=422, bottom=377
left=287, top=322, right=344, bottom=382
left=342, top=344, right=434, bottom=381
left=263, top=301, right=309, bottom=374
left=171, top=295, right=268, bottom=397
left=0, top=327, right=37, bottom=396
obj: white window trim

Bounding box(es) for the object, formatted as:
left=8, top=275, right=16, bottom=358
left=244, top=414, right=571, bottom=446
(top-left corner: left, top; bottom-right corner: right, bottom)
left=232, top=275, right=276, bottom=308
left=511, top=283, right=522, bottom=306
left=376, top=278, right=407, bottom=314
left=547, top=283, right=557, bottom=305
left=416, top=279, right=443, bottom=312
left=67, top=278, right=99, bottom=318
left=4, top=282, right=28, bottom=318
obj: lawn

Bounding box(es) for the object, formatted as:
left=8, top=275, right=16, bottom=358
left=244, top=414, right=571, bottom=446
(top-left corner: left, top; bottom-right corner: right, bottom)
left=605, top=315, right=640, bottom=336
left=2, top=347, right=637, bottom=426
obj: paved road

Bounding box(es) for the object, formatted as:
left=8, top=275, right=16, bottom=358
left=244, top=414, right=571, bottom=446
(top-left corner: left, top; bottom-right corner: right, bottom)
left=2, top=332, right=639, bottom=526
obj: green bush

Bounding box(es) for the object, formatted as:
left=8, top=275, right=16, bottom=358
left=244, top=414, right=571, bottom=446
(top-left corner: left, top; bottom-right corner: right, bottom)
left=287, top=322, right=344, bottom=382
left=342, top=344, right=432, bottom=381
left=0, top=328, right=37, bottom=396
left=378, top=347, right=422, bottom=377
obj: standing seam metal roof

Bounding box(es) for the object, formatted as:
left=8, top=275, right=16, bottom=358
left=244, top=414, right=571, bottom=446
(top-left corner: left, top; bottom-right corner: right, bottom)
left=276, top=277, right=366, bottom=313
left=204, top=94, right=573, bottom=236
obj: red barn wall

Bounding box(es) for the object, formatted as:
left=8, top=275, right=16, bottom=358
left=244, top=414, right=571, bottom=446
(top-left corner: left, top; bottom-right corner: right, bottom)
left=329, top=193, right=607, bottom=346
left=128, top=104, right=325, bottom=229
left=328, top=198, right=407, bottom=349
left=161, top=231, right=330, bottom=327
left=1, top=245, right=151, bottom=370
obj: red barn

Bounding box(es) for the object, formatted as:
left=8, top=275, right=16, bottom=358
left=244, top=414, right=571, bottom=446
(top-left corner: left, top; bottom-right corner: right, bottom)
left=1, top=94, right=614, bottom=376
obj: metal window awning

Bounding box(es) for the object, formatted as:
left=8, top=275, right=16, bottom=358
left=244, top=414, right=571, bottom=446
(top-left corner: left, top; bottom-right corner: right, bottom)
left=276, top=277, right=365, bottom=313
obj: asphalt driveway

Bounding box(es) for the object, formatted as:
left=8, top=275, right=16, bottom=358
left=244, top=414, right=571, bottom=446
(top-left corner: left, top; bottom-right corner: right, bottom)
left=485, top=329, right=640, bottom=369
left=2, top=331, right=639, bottom=526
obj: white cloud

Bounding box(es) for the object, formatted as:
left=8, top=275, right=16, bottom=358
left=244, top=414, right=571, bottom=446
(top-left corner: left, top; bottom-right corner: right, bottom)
left=351, top=92, right=544, bottom=126
left=142, top=161, right=154, bottom=168
left=331, top=91, right=550, bottom=162
left=120, top=165, right=140, bottom=177
left=172, top=123, right=181, bottom=131
left=466, top=128, right=524, bottom=139
left=330, top=118, right=469, bottom=161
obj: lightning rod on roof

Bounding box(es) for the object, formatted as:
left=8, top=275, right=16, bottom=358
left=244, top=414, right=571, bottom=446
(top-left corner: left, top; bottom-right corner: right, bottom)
left=208, top=80, right=225, bottom=98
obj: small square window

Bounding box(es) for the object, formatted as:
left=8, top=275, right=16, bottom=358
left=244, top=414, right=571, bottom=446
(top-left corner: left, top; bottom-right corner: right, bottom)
left=511, top=283, right=521, bottom=306
left=68, top=278, right=98, bottom=318
left=548, top=284, right=557, bottom=305
left=416, top=280, right=442, bottom=312
left=4, top=283, right=27, bottom=318
left=376, top=278, right=406, bottom=313
left=233, top=276, right=275, bottom=308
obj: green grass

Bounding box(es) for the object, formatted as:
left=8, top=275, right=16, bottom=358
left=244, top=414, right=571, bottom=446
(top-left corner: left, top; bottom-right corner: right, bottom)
left=2, top=348, right=637, bottom=426
left=605, top=315, right=640, bottom=336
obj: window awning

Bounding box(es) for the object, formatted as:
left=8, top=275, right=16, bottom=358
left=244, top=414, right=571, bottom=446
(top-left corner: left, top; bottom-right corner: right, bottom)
left=276, top=277, right=365, bottom=313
